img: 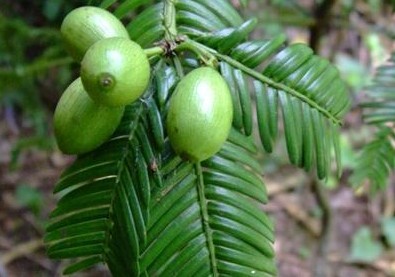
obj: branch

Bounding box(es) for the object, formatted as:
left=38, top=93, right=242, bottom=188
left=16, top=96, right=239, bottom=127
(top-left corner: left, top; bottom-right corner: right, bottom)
left=177, top=39, right=343, bottom=125
left=309, top=0, right=339, bottom=53
left=1, top=239, right=44, bottom=265
left=311, top=179, right=333, bottom=277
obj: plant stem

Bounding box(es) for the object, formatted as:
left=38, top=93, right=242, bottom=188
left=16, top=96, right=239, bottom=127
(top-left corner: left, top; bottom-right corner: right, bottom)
left=309, top=0, right=339, bottom=53
left=195, top=163, right=218, bottom=277
left=311, top=178, right=333, bottom=277
left=177, top=39, right=342, bottom=126
left=144, top=46, right=165, bottom=58
left=163, top=0, right=178, bottom=40
left=176, top=41, right=217, bottom=67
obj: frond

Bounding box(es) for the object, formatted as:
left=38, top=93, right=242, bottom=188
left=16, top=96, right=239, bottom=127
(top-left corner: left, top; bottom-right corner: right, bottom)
left=45, top=100, right=159, bottom=274
left=46, top=58, right=276, bottom=275
left=126, top=3, right=165, bottom=47
left=134, top=0, right=349, bottom=179
left=139, top=128, right=276, bottom=276
left=46, top=0, right=351, bottom=275
left=121, top=0, right=350, bottom=181
left=177, top=0, right=243, bottom=30
left=350, top=127, right=395, bottom=191
left=351, top=53, right=395, bottom=190
left=361, top=53, right=395, bottom=125
left=181, top=37, right=349, bottom=179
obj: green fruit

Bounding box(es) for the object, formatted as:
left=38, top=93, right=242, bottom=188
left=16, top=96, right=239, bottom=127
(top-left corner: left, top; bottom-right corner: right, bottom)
left=81, top=37, right=150, bottom=107
left=54, top=78, right=124, bottom=155
left=61, top=6, right=129, bottom=61
left=166, top=67, right=233, bottom=162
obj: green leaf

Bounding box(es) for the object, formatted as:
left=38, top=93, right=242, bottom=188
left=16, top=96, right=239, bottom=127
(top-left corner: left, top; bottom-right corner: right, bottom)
left=362, top=53, right=395, bottom=125
left=184, top=10, right=349, bottom=180
left=196, top=18, right=257, bottom=54
left=126, top=3, right=165, bottom=47
left=63, top=256, right=104, bottom=275
left=179, top=0, right=243, bottom=28
left=114, top=0, right=148, bottom=18
left=231, top=35, right=287, bottom=68
left=350, top=127, right=395, bottom=191
left=381, top=217, right=395, bottom=247
left=47, top=61, right=276, bottom=276
left=137, top=135, right=275, bottom=276
left=349, top=226, right=383, bottom=262
left=43, top=0, right=63, bottom=21
left=216, top=45, right=349, bottom=179
left=112, top=0, right=350, bottom=179
left=15, top=184, right=43, bottom=215
left=45, top=102, right=156, bottom=275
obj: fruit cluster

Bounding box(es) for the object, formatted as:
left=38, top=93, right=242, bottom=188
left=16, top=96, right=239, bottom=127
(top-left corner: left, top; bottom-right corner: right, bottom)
left=54, top=6, right=233, bottom=162
left=54, top=6, right=150, bottom=154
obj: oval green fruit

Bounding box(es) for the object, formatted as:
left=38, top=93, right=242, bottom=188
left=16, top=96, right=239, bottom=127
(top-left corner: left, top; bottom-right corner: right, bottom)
left=166, top=67, right=233, bottom=162
left=81, top=37, right=150, bottom=107
left=61, top=6, right=129, bottom=61
left=54, top=78, right=124, bottom=155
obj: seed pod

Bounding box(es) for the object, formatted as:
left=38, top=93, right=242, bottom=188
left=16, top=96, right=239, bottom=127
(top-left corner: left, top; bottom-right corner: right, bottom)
left=81, top=37, right=150, bottom=107
left=61, top=6, right=129, bottom=61
left=166, top=67, right=233, bottom=162
left=54, top=78, right=124, bottom=155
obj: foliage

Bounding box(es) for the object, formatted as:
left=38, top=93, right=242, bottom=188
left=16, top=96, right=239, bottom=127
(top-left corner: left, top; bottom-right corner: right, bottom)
left=15, top=184, right=44, bottom=216
left=0, top=15, right=66, bottom=127
left=44, top=0, right=350, bottom=275
left=349, top=218, right=395, bottom=263
left=0, top=4, right=75, bottom=161
left=351, top=52, right=395, bottom=191
left=349, top=226, right=383, bottom=262
left=381, top=217, right=395, bottom=247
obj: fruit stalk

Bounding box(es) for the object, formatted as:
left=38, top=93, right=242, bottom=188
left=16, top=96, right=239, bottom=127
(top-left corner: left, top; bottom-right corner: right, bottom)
left=143, top=46, right=165, bottom=58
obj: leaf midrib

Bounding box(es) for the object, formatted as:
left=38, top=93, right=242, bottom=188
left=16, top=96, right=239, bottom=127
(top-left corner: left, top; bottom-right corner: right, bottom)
left=104, top=103, right=146, bottom=262
left=195, top=163, right=218, bottom=277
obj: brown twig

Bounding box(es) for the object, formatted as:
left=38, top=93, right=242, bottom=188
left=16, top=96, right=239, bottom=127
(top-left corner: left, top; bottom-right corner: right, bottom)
left=266, top=170, right=308, bottom=196
left=0, top=263, right=6, bottom=277
left=309, top=0, right=339, bottom=53
left=311, top=178, right=333, bottom=277
left=1, top=239, right=43, bottom=265
left=383, top=177, right=395, bottom=217
left=328, top=254, right=395, bottom=277
left=276, top=194, right=321, bottom=237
